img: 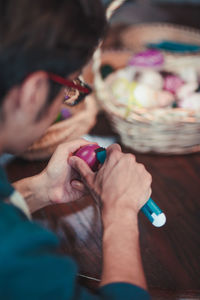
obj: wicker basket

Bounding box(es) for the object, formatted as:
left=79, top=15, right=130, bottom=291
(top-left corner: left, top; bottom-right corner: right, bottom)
left=22, top=95, right=98, bottom=160
left=93, top=24, right=200, bottom=154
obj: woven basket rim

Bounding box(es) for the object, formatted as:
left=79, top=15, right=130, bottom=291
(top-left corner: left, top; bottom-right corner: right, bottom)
left=122, top=22, right=200, bottom=35
left=120, top=22, right=200, bottom=55
left=102, top=100, right=200, bottom=125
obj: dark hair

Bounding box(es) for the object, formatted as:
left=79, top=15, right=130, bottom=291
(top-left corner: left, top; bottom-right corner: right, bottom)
left=0, top=0, right=107, bottom=102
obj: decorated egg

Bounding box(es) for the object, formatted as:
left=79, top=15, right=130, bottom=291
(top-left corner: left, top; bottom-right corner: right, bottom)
left=129, top=49, right=164, bottom=68
left=176, top=82, right=199, bottom=99
left=178, top=68, right=198, bottom=83
left=111, top=78, right=132, bottom=105
left=137, top=70, right=164, bottom=90
left=157, top=90, right=175, bottom=107
left=116, top=67, right=137, bottom=82
left=133, top=84, right=158, bottom=108
left=178, top=93, right=200, bottom=110
left=75, top=144, right=100, bottom=171
left=133, top=84, right=174, bottom=108
left=163, top=75, right=184, bottom=94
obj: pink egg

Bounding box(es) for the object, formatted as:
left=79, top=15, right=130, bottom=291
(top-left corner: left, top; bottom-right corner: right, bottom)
left=75, top=144, right=100, bottom=171
left=163, top=75, right=184, bottom=94
left=158, top=90, right=175, bottom=107
left=129, top=49, right=164, bottom=68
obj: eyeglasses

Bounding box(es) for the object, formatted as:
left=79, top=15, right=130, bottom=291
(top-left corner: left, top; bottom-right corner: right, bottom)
left=47, top=72, right=92, bottom=106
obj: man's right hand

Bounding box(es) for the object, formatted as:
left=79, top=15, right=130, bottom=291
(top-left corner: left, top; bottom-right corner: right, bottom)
left=69, top=144, right=152, bottom=227
left=70, top=143, right=152, bottom=289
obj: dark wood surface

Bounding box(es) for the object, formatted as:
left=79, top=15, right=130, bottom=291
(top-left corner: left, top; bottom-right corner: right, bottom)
left=5, top=112, right=200, bottom=300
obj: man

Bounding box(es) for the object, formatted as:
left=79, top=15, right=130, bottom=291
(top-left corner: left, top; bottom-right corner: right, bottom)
left=0, top=0, right=152, bottom=299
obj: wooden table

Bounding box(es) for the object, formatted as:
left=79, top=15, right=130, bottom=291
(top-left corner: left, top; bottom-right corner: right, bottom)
left=6, top=112, right=200, bottom=300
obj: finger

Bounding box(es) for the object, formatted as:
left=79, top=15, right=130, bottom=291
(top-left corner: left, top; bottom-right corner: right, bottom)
left=69, top=156, right=94, bottom=185
left=124, top=153, right=136, bottom=162
left=106, top=143, right=121, bottom=155
left=105, top=144, right=122, bottom=162
left=102, top=143, right=122, bottom=169
left=71, top=180, right=87, bottom=193
left=47, top=140, right=98, bottom=172
left=67, top=139, right=98, bottom=156
left=51, top=139, right=98, bottom=163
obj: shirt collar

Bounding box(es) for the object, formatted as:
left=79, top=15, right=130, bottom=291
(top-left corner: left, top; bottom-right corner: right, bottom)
left=0, top=166, right=14, bottom=199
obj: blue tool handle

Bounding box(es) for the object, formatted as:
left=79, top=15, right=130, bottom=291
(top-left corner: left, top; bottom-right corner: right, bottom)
left=142, top=197, right=162, bottom=215
left=141, top=205, right=154, bottom=223
left=96, top=149, right=166, bottom=227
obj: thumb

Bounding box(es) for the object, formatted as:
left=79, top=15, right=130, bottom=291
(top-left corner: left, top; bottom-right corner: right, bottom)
left=71, top=180, right=87, bottom=193
left=69, top=156, right=94, bottom=185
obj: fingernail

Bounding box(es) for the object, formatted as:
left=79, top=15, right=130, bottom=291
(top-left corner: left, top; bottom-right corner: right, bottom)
left=71, top=180, right=82, bottom=188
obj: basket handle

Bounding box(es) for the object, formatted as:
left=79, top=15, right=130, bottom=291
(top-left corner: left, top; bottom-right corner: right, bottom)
left=92, top=0, right=127, bottom=93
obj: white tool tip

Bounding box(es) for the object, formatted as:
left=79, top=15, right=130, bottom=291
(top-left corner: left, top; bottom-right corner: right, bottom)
left=152, top=213, right=166, bottom=227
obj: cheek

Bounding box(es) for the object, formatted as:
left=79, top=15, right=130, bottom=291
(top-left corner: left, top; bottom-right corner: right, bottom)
left=42, top=90, right=64, bottom=126
left=50, top=89, right=64, bottom=116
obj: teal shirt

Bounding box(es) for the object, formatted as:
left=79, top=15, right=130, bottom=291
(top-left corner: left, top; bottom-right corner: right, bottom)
left=0, top=167, right=150, bottom=300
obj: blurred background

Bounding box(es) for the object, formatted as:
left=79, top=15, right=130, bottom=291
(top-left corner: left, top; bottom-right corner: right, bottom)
left=104, top=0, right=200, bottom=28
left=3, top=2, right=200, bottom=298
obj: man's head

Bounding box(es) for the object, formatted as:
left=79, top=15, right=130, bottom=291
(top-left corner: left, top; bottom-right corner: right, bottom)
left=0, top=0, right=106, bottom=153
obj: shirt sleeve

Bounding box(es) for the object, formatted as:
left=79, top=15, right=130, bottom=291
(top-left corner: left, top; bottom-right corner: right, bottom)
left=99, top=283, right=150, bottom=300
left=0, top=202, right=150, bottom=300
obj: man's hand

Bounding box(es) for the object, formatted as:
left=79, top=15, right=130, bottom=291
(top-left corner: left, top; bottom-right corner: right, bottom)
left=14, top=139, right=97, bottom=213
left=69, top=143, right=152, bottom=226
left=42, top=139, right=97, bottom=205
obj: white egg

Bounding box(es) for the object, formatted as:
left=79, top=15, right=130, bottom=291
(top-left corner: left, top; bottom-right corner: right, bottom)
left=137, top=70, right=164, bottom=90
left=116, top=67, right=137, bottom=82
left=179, top=93, right=200, bottom=110
left=111, top=78, right=131, bottom=105
left=176, top=82, right=198, bottom=99
left=133, top=84, right=158, bottom=108
left=178, top=68, right=198, bottom=83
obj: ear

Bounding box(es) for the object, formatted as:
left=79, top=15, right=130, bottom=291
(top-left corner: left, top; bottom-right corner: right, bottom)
left=2, top=86, right=21, bottom=118
left=19, top=71, right=49, bottom=119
